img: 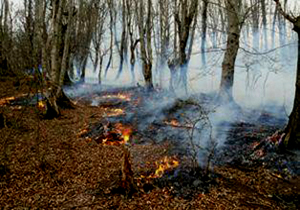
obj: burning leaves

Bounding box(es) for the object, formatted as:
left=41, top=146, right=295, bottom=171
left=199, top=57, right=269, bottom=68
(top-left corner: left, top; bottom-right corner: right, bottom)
left=101, top=93, right=132, bottom=101
left=0, top=96, right=16, bottom=106
left=37, top=100, right=46, bottom=109
left=164, top=119, right=180, bottom=127
left=0, top=93, right=45, bottom=111
left=103, top=108, right=125, bottom=117
left=78, top=122, right=133, bottom=146
left=89, top=92, right=133, bottom=107
left=77, top=120, right=181, bottom=180
left=147, top=156, right=179, bottom=179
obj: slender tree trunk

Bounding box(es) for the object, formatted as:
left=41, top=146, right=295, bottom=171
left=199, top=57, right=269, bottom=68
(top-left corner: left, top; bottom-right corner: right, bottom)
left=273, top=0, right=300, bottom=148
left=137, top=0, right=153, bottom=89
left=46, top=0, right=74, bottom=118
left=219, top=0, right=242, bottom=103
left=251, top=0, right=260, bottom=50
left=105, top=0, right=114, bottom=78
left=272, top=7, right=278, bottom=48
left=261, top=0, right=268, bottom=49
left=116, top=0, right=127, bottom=79
left=283, top=24, right=300, bottom=148
left=174, top=0, right=198, bottom=93
left=201, top=0, right=208, bottom=65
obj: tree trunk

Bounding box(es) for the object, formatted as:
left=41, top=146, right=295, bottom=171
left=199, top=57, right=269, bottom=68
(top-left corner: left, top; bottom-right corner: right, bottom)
left=219, top=0, right=241, bottom=103
left=261, top=0, right=268, bottom=49
left=120, top=146, right=136, bottom=196
left=283, top=22, right=300, bottom=148
left=104, top=0, right=115, bottom=78
left=116, top=0, right=127, bottom=79
left=174, top=0, right=198, bottom=93
left=201, top=0, right=208, bottom=65
left=137, top=0, right=153, bottom=90
left=45, top=0, right=74, bottom=118
left=273, top=0, right=300, bottom=148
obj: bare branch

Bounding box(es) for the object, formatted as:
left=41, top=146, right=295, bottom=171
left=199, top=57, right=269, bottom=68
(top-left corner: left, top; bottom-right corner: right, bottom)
left=273, top=0, right=296, bottom=23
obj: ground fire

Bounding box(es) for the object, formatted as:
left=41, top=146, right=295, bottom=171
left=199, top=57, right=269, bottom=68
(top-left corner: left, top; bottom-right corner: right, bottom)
left=78, top=122, right=133, bottom=146
left=0, top=96, right=16, bottom=106
left=147, top=156, right=180, bottom=179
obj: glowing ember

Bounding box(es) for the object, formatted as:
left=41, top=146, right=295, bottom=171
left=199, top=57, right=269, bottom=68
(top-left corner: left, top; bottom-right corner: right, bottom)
left=114, top=123, right=132, bottom=144
left=77, top=122, right=133, bottom=146
left=101, top=93, right=131, bottom=101
left=77, top=128, right=89, bottom=137
left=37, top=101, right=46, bottom=109
left=101, top=124, right=132, bottom=145
left=122, top=128, right=132, bottom=143
left=251, top=142, right=260, bottom=149
left=147, top=156, right=179, bottom=179
left=104, top=108, right=125, bottom=117
left=164, top=119, right=180, bottom=127
left=0, top=96, right=16, bottom=106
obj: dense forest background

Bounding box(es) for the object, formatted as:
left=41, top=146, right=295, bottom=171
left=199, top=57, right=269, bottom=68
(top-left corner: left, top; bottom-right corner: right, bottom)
left=1, top=0, right=298, bottom=109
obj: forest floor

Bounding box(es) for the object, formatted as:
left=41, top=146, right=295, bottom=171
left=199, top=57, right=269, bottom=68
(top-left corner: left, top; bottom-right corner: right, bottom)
left=0, top=76, right=300, bottom=209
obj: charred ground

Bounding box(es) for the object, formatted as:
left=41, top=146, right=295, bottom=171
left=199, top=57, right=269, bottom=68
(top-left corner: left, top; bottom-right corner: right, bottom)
left=0, top=77, right=299, bottom=209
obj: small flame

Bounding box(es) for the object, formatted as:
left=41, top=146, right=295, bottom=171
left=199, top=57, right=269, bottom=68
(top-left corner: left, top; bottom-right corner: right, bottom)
left=115, top=123, right=132, bottom=144
left=0, top=96, right=16, bottom=106
left=38, top=101, right=45, bottom=109
left=122, top=128, right=132, bottom=143
left=77, top=128, right=89, bottom=137
left=101, top=93, right=131, bottom=101
left=105, top=108, right=125, bottom=117
left=78, top=122, right=132, bottom=146
left=164, top=119, right=180, bottom=127
left=148, top=156, right=179, bottom=179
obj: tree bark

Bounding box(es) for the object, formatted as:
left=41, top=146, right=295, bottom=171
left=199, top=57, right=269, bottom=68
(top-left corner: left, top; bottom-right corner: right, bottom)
left=137, top=0, right=153, bottom=89
left=201, top=0, right=208, bottom=65
left=261, top=0, right=268, bottom=49
left=283, top=22, right=300, bottom=148
left=273, top=0, right=300, bottom=148
left=219, top=0, right=242, bottom=103
left=116, top=0, right=128, bottom=79
left=173, top=0, right=198, bottom=93
left=46, top=0, right=74, bottom=118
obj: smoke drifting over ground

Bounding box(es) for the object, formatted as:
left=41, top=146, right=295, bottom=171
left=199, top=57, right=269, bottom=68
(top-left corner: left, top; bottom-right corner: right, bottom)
left=65, top=26, right=298, bottom=167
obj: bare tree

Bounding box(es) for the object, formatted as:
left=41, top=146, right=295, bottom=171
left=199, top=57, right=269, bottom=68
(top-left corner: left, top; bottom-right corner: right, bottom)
left=250, top=0, right=260, bottom=49
left=169, top=0, right=198, bottom=93
left=104, top=0, right=115, bottom=78
left=273, top=0, right=300, bottom=148
left=125, top=0, right=139, bottom=83
left=261, top=0, right=268, bottom=49
left=72, top=0, right=95, bottom=83
left=115, top=0, right=128, bottom=79
left=136, top=0, right=154, bottom=89
left=44, top=0, right=75, bottom=117
left=0, top=0, right=12, bottom=76
left=201, top=0, right=209, bottom=65
left=90, top=1, right=107, bottom=83
left=219, top=0, right=248, bottom=103
left=158, top=0, right=171, bottom=67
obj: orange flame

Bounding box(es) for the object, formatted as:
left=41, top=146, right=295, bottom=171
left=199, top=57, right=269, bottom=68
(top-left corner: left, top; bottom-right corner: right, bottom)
left=164, top=119, right=180, bottom=127
left=101, top=93, right=131, bottom=101
left=78, top=122, right=132, bottom=146
left=102, top=123, right=132, bottom=145
left=122, top=128, right=132, bottom=143
left=104, top=108, right=125, bottom=117
left=148, top=156, right=179, bottom=179
left=0, top=96, right=16, bottom=106
left=37, top=101, right=45, bottom=109
left=115, top=123, right=132, bottom=144
left=77, top=128, right=89, bottom=137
